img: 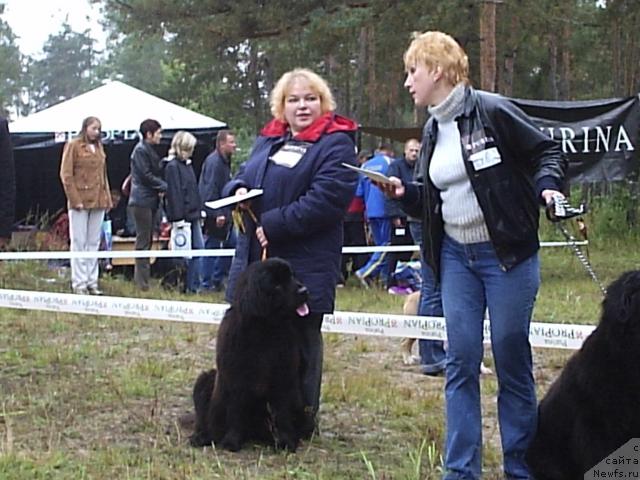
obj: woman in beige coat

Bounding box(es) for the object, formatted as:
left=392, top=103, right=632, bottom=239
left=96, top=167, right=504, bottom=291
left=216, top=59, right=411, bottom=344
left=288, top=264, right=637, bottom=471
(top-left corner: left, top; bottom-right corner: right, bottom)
left=60, top=116, right=112, bottom=294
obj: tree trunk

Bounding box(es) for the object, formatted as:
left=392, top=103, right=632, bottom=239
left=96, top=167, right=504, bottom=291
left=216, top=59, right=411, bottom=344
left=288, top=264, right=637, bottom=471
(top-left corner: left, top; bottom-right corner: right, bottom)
left=548, top=32, right=559, bottom=100
left=499, top=7, right=518, bottom=96
left=623, top=8, right=640, bottom=95
left=354, top=26, right=368, bottom=122
left=479, top=0, right=497, bottom=91
left=366, top=26, right=376, bottom=124
left=247, top=41, right=262, bottom=133
left=560, top=20, right=571, bottom=100
left=612, top=14, right=623, bottom=95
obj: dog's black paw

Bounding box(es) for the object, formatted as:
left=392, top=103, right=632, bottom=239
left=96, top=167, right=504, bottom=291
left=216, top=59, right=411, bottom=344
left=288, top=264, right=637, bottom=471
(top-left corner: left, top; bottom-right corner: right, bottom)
left=189, top=431, right=212, bottom=448
left=275, top=434, right=299, bottom=453
left=300, top=415, right=316, bottom=441
left=219, top=432, right=243, bottom=452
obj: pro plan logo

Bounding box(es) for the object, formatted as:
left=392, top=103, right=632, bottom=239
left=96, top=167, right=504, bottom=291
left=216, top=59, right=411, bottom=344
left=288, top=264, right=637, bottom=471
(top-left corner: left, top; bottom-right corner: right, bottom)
left=585, top=438, right=640, bottom=479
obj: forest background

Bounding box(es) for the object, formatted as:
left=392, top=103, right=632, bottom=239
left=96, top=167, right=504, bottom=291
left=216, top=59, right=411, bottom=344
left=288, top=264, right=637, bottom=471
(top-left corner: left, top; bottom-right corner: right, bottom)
left=0, top=0, right=639, bottom=155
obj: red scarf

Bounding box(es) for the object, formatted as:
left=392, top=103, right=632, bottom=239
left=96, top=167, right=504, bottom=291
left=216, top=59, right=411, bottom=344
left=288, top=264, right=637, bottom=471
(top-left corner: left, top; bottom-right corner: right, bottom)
left=260, top=112, right=357, bottom=142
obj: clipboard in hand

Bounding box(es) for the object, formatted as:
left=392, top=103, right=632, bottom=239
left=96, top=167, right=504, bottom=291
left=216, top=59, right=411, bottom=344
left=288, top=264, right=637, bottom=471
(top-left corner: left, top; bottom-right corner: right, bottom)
left=341, top=163, right=394, bottom=185
left=205, top=189, right=264, bottom=210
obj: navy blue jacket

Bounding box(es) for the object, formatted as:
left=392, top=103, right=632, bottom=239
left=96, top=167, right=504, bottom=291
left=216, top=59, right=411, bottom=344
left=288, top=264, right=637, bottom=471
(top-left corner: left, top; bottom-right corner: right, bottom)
left=163, top=158, right=202, bottom=223
left=223, top=113, right=358, bottom=313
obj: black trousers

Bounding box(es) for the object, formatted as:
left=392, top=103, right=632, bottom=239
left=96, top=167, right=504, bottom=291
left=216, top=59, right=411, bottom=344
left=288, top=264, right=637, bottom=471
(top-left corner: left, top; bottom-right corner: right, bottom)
left=131, top=206, right=156, bottom=290
left=295, top=312, right=324, bottom=417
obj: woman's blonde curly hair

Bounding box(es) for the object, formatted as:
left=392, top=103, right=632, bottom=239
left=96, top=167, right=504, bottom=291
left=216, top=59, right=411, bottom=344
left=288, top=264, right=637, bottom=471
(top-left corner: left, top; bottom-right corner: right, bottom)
left=269, top=68, right=336, bottom=121
left=403, top=31, right=469, bottom=86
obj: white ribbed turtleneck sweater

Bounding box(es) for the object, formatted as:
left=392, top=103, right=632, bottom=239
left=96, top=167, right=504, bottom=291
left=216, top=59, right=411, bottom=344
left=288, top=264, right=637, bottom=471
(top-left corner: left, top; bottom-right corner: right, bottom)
left=428, top=83, right=490, bottom=244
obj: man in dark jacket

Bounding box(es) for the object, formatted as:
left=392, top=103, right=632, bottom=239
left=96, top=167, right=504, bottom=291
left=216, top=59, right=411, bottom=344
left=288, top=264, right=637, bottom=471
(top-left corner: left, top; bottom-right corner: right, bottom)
left=0, top=116, right=15, bottom=250
left=128, top=119, right=166, bottom=290
left=385, top=138, right=420, bottom=292
left=198, top=130, right=236, bottom=291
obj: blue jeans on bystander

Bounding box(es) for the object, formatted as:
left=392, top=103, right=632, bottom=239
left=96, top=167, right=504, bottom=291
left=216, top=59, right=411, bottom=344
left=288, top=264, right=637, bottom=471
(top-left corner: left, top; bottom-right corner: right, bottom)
left=440, top=234, right=539, bottom=480
left=202, top=228, right=236, bottom=291
left=186, top=220, right=205, bottom=293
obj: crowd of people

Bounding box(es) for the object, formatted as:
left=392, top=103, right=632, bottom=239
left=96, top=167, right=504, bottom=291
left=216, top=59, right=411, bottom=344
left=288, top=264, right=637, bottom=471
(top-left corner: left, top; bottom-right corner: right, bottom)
left=48, top=29, right=570, bottom=479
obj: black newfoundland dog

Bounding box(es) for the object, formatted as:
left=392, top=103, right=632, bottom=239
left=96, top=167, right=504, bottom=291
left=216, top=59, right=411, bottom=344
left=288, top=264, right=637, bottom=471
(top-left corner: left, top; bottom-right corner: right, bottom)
left=526, top=270, right=640, bottom=479
left=190, top=257, right=314, bottom=452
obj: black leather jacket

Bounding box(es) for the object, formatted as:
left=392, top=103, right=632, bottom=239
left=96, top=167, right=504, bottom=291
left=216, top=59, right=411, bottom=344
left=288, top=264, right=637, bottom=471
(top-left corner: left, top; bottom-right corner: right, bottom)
left=128, top=140, right=167, bottom=209
left=402, top=86, right=568, bottom=281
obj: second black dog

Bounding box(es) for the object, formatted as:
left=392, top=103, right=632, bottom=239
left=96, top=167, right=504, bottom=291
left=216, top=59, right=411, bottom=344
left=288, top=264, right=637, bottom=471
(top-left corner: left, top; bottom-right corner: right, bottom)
left=526, top=270, right=640, bottom=479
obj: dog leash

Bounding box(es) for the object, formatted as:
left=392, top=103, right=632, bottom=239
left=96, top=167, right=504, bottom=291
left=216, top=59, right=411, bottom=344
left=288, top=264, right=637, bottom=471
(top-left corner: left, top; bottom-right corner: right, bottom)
left=233, top=205, right=268, bottom=261
left=546, top=194, right=607, bottom=296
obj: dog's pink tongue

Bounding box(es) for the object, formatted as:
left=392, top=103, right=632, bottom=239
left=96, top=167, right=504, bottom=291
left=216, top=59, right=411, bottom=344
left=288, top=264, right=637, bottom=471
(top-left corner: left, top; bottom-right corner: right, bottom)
left=296, top=303, right=310, bottom=317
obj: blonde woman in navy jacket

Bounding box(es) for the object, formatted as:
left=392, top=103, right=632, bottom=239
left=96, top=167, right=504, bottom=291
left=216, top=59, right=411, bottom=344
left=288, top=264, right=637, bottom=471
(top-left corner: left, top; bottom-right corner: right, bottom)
left=223, top=68, right=358, bottom=428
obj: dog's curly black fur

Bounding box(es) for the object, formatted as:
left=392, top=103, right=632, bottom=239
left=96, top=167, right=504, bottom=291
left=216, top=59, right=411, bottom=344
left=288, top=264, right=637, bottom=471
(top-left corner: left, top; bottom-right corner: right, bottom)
left=526, top=270, right=640, bottom=479
left=190, top=258, right=314, bottom=452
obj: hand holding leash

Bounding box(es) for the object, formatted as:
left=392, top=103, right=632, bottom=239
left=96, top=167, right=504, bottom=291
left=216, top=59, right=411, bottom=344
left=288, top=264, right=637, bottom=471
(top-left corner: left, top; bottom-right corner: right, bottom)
left=545, top=192, right=587, bottom=222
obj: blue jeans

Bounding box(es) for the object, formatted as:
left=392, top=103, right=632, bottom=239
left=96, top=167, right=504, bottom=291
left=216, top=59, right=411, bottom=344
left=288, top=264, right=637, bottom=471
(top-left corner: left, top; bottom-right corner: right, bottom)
left=202, top=228, right=236, bottom=290
left=440, top=235, right=539, bottom=480
left=408, top=222, right=446, bottom=374
left=186, top=220, right=205, bottom=293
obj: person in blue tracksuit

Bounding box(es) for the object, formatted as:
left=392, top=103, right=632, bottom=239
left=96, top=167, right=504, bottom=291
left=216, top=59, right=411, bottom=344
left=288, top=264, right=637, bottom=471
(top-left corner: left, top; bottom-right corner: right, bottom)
left=354, top=146, right=394, bottom=287
left=222, top=68, right=358, bottom=429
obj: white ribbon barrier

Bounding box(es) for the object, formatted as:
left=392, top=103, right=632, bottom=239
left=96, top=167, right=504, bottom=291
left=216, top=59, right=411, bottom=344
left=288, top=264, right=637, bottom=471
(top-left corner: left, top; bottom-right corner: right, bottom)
left=324, top=310, right=595, bottom=350
left=0, top=240, right=588, bottom=261
left=0, top=289, right=595, bottom=350
left=0, top=249, right=236, bottom=260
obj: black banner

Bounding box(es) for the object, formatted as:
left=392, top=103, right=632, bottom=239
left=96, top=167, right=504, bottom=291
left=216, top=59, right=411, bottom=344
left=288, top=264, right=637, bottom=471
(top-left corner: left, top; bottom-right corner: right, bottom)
left=361, top=95, right=640, bottom=184
left=513, top=96, right=639, bottom=183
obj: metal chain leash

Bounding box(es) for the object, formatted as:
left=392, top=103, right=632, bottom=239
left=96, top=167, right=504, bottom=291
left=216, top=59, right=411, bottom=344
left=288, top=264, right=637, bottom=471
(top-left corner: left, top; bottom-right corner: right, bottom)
left=554, top=221, right=607, bottom=296
left=546, top=193, right=606, bottom=296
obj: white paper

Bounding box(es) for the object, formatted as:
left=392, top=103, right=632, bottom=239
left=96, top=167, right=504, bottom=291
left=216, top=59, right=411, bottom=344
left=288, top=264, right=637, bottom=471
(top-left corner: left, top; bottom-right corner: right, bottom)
left=205, top=189, right=264, bottom=210
left=341, top=162, right=394, bottom=185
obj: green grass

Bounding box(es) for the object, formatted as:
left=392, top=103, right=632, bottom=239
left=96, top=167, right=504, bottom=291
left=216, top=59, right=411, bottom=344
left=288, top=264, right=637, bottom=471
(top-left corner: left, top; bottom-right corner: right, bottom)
left=0, top=223, right=638, bottom=479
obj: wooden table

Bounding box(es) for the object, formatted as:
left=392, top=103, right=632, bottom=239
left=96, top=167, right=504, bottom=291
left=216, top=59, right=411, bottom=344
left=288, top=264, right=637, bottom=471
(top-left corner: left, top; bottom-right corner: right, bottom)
left=111, top=235, right=168, bottom=266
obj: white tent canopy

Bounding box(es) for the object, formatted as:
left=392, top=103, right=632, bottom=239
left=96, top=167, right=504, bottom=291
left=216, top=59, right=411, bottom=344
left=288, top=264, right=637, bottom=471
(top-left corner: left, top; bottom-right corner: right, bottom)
left=10, top=81, right=226, bottom=133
